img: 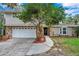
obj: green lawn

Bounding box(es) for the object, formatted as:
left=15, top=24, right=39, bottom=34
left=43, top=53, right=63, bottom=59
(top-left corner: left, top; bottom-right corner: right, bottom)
left=52, top=37, right=79, bottom=56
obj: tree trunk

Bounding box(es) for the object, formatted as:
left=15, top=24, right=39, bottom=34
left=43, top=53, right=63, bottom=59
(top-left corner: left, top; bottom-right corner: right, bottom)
left=34, top=23, right=45, bottom=43
left=37, top=24, right=43, bottom=38
left=0, top=35, right=2, bottom=41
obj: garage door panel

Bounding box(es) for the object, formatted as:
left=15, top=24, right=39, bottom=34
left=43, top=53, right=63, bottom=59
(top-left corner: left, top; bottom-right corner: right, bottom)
left=12, top=28, right=36, bottom=38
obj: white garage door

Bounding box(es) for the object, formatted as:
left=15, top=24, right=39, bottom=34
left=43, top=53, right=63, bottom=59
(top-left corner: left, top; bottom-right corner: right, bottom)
left=12, top=27, right=36, bottom=38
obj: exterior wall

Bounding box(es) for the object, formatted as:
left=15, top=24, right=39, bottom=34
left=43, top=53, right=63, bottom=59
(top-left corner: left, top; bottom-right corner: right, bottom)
left=50, top=27, right=76, bottom=37
left=67, top=27, right=73, bottom=36
left=50, top=27, right=60, bottom=36
left=69, top=27, right=76, bottom=36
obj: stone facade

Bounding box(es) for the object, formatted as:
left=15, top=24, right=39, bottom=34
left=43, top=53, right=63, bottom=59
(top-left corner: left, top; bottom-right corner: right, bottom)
left=5, top=26, right=12, bottom=39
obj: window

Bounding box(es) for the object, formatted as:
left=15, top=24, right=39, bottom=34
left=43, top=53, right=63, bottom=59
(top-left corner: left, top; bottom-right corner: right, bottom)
left=63, top=28, right=66, bottom=30
left=63, top=28, right=66, bottom=34
left=60, top=27, right=67, bottom=35
left=63, top=31, right=66, bottom=34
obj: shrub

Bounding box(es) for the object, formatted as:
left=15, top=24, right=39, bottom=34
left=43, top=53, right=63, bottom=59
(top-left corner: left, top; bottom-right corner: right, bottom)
left=75, top=26, right=79, bottom=37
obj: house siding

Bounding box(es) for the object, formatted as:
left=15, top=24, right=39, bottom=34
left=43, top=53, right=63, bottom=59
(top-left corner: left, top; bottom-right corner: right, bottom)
left=50, top=27, right=60, bottom=36
left=67, top=27, right=76, bottom=36
left=67, top=27, right=73, bottom=36
left=50, top=27, right=76, bottom=37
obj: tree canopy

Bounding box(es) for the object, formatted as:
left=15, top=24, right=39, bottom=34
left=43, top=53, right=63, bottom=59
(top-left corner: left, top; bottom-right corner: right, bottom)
left=15, top=3, right=65, bottom=26
left=73, top=14, right=79, bottom=25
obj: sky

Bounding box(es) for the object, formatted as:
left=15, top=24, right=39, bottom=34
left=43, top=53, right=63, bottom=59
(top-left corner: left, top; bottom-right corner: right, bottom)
left=52, top=3, right=79, bottom=16
left=0, top=3, right=79, bottom=16
left=62, top=3, right=79, bottom=16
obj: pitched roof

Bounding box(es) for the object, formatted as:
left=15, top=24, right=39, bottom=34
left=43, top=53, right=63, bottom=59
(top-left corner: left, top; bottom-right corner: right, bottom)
left=4, top=14, right=35, bottom=26
left=52, top=24, right=79, bottom=28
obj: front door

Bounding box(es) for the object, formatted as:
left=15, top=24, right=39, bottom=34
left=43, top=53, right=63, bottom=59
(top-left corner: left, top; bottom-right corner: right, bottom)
left=44, top=27, right=48, bottom=36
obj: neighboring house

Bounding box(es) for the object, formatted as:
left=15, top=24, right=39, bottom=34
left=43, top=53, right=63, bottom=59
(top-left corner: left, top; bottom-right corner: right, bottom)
left=0, top=5, right=79, bottom=38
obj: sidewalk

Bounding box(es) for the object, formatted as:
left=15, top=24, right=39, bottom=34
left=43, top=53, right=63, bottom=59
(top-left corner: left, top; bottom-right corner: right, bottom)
left=26, top=36, right=54, bottom=55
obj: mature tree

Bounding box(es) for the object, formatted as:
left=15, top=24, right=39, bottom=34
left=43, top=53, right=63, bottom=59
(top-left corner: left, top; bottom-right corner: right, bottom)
left=15, top=3, right=65, bottom=42
left=64, top=15, right=73, bottom=24
left=64, top=14, right=79, bottom=25
left=73, top=14, right=79, bottom=25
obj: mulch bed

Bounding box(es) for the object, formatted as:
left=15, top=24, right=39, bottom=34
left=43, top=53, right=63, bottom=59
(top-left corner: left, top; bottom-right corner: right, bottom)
left=33, top=37, right=46, bottom=43
left=0, top=35, right=11, bottom=42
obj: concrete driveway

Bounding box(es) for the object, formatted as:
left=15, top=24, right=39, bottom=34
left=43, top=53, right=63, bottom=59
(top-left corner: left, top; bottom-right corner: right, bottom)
left=0, top=38, right=35, bottom=56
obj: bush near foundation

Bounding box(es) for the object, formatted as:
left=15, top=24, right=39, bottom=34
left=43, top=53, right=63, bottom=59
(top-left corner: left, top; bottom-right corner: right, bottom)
left=75, top=26, right=79, bottom=37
